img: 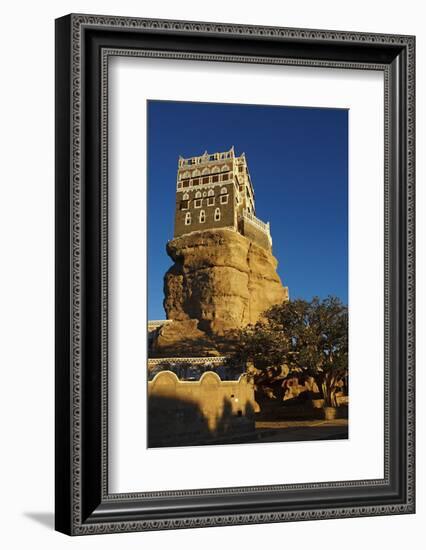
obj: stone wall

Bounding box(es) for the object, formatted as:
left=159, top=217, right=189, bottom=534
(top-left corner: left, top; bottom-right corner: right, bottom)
left=174, top=182, right=236, bottom=238
left=239, top=217, right=272, bottom=251
left=147, top=370, right=258, bottom=447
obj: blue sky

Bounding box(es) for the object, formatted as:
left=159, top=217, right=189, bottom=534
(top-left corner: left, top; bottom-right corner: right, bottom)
left=147, top=100, right=348, bottom=320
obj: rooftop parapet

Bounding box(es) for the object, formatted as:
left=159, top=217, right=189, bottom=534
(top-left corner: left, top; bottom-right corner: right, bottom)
left=178, top=146, right=236, bottom=167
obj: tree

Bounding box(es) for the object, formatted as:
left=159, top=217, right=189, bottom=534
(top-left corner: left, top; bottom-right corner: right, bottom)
left=232, top=296, right=348, bottom=405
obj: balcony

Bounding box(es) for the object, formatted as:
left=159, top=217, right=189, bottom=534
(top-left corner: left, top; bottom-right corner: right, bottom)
left=241, top=209, right=272, bottom=245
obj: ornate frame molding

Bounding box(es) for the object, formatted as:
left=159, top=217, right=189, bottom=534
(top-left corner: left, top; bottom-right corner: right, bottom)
left=55, top=14, right=415, bottom=535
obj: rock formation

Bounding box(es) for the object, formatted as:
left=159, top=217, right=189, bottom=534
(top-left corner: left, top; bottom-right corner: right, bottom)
left=152, top=228, right=288, bottom=355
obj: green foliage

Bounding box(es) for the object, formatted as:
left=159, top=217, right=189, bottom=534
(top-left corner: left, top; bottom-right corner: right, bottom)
left=232, top=296, right=348, bottom=405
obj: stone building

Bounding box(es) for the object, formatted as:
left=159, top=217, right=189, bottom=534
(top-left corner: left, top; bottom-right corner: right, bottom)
left=174, top=146, right=272, bottom=251
left=149, top=146, right=288, bottom=353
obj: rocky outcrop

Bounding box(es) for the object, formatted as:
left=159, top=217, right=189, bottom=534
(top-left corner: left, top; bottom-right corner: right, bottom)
left=163, top=228, right=288, bottom=336
left=151, top=319, right=221, bottom=357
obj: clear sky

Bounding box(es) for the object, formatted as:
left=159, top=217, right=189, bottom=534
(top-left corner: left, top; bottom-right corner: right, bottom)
left=147, top=100, right=348, bottom=320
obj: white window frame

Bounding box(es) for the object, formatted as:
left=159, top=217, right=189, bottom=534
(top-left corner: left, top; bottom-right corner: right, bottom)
left=185, top=212, right=191, bottom=225
left=199, top=210, right=206, bottom=223
left=220, top=194, right=229, bottom=205
left=214, top=208, right=221, bottom=221
left=194, top=199, right=202, bottom=208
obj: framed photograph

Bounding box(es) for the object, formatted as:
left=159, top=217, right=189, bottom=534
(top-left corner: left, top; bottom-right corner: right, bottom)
left=55, top=14, right=415, bottom=535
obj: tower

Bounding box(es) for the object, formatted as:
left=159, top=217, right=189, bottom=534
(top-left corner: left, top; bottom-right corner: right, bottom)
left=173, top=147, right=272, bottom=251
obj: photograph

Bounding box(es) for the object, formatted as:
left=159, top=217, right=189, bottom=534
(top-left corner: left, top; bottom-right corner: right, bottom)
left=51, top=8, right=415, bottom=538
left=147, top=100, right=349, bottom=448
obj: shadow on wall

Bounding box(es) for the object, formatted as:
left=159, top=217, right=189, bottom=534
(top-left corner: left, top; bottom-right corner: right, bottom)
left=148, top=396, right=255, bottom=448
left=147, top=370, right=257, bottom=448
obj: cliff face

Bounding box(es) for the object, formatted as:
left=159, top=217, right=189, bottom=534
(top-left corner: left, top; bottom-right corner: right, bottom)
left=163, top=228, right=288, bottom=336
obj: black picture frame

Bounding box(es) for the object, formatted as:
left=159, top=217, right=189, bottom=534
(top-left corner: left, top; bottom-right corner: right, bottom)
left=55, top=13, right=415, bottom=535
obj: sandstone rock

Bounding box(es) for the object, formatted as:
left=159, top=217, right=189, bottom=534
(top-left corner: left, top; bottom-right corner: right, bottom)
left=152, top=319, right=220, bottom=357
left=163, top=228, right=288, bottom=335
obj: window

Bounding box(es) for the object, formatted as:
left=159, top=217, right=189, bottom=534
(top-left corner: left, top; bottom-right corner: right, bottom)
left=183, top=171, right=190, bottom=178
left=193, top=178, right=199, bottom=186
left=202, top=177, right=209, bottom=184
left=222, top=173, right=229, bottom=181
left=183, top=193, right=189, bottom=200
left=180, top=200, right=189, bottom=210
left=239, top=166, right=244, bottom=172
left=207, top=189, right=214, bottom=196
left=214, top=208, right=221, bottom=221
left=192, top=169, right=201, bottom=177
left=202, top=167, right=210, bottom=175
left=212, top=166, right=220, bottom=174
left=185, top=212, right=191, bottom=225
left=207, top=197, right=215, bottom=206
left=220, top=165, right=228, bottom=172
left=199, top=210, right=206, bottom=223
left=195, top=191, right=202, bottom=198
left=194, top=199, right=202, bottom=208
left=220, top=194, right=229, bottom=205
left=220, top=187, right=227, bottom=194
left=212, top=175, right=219, bottom=183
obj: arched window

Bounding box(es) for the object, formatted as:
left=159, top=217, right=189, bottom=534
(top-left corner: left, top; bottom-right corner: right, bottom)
left=214, top=208, right=221, bottom=221
left=180, top=192, right=190, bottom=211
left=192, top=169, right=201, bottom=177
left=202, top=167, right=210, bottom=175
left=199, top=210, right=206, bottom=223
left=185, top=212, right=191, bottom=225
left=207, top=189, right=215, bottom=206
left=211, top=166, right=220, bottom=174
left=183, top=171, right=190, bottom=179
left=220, top=165, right=228, bottom=172
left=194, top=190, right=202, bottom=208
left=220, top=187, right=229, bottom=205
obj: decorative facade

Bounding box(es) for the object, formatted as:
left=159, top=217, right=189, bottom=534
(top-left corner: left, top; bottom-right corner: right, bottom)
left=174, top=146, right=273, bottom=250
